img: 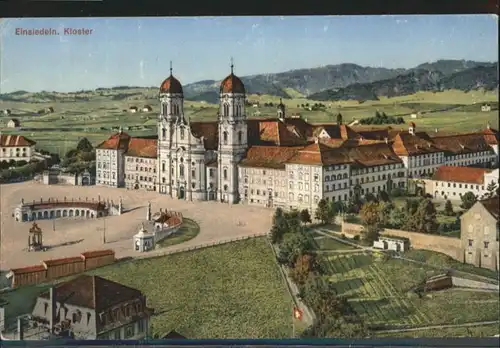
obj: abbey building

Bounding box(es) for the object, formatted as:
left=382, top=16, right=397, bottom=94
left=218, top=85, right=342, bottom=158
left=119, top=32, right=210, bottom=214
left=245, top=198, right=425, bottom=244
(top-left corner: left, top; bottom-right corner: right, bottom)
left=96, top=66, right=499, bottom=211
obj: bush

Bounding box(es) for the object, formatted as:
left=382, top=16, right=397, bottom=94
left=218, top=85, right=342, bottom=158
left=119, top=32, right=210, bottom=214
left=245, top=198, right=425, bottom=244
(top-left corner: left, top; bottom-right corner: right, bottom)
left=353, top=235, right=360, bottom=241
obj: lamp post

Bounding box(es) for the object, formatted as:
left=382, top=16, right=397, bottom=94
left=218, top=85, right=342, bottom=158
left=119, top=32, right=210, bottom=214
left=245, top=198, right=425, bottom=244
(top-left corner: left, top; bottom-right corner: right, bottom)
left=96, top=216, right=106, bottom=244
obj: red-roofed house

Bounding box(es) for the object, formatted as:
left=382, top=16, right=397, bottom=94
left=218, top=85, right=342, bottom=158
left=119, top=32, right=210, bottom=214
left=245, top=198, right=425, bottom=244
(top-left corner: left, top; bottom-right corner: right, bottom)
left=426, top=166, right=499, bottom=200
left=124, top=137, right=158, bottom=191
left=0, top=133, right=37, bottom=163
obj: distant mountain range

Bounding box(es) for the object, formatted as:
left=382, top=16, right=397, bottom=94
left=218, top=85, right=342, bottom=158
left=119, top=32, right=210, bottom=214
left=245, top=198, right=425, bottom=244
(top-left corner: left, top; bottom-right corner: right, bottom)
left=1, top=60, right=497, bottom=104
left=182, top=60, right=498, bottom=103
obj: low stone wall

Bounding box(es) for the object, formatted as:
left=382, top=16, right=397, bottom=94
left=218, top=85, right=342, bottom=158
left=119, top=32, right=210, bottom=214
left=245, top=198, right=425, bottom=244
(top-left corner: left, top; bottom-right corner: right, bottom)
left=452, top=277, right=500, bottom=291
left=340, top=221, right=464, bottom=261
left=153, top=212, right=183, bottom=244
left=383, top=228, right=463, bottom=261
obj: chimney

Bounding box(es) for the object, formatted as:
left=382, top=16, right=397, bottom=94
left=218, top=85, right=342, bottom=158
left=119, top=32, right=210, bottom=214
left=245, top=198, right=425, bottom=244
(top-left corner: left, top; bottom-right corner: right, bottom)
left=17, top=317, right=23, bottom=340
left=49, top=287, right=56, bottom=334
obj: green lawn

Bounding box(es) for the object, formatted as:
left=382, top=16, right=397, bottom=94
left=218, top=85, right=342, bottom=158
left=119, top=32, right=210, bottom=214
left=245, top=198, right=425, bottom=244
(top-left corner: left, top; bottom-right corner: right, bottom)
left=313, top=235, right=357, bottom=250
left=0, top=237, right=294, bottom=338
left=156, top=218, right=200, bottom=248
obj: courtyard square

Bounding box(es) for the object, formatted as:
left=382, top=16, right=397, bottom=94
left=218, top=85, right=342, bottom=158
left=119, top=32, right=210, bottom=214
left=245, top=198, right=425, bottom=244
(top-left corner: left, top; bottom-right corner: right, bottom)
left=0, top=181, right=273, bottom=271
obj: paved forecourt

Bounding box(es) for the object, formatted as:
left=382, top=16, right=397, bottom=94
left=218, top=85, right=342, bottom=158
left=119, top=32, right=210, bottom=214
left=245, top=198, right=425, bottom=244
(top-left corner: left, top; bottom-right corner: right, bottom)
left=0, top=181, right=273, bottom=270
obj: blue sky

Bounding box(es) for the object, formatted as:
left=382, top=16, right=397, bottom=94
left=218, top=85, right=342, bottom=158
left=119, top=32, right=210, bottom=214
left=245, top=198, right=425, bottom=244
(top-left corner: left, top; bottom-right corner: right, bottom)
left=0, top=15, right=498, bottom=93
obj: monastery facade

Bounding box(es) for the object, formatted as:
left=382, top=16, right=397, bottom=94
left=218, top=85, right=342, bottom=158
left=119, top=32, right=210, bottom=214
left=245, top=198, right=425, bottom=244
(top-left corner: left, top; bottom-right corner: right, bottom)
left=96, top=66, right=499, bottom=211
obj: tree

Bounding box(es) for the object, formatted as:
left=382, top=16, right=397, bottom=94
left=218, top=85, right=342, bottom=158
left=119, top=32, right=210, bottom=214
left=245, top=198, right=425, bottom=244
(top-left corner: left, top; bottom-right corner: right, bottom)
left=289, top=254, right=316, bottom=285
left=76, top=137, right=94, bottom=152
left=460, top=191, right=477, bottom=210
left=377, top=190, right=390, bottom=202
left=388, top=207, right=406, bottom=228
left=359, top=201, right=382, bottom=226
left=364, top=192, right=377, bottom=203
left=444, top=200, right=454, bottom=216
left=360, top=202, right=383, bottom=242
left=269, top=224, right=284, bottom=244
left=277, top=232, right=314, bottom=267
left=299, top=209, right=312, bottom=225
left=273, top=207, right=284, bottom=226
left=485, top=181, right=498, bottom=198
left=406, top=199, right=438, bottom=233
left=336, top=113, right=343, bottom=125
left=315, top=198, right=336, bottom=224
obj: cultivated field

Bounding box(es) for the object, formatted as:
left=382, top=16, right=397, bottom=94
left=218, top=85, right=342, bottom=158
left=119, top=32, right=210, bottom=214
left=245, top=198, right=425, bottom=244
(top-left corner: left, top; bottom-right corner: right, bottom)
left=311, top=233, right=499, bottom=333
left=0, top=237, right=294, bottom=339
left=0, top=89, right=497, bottom=156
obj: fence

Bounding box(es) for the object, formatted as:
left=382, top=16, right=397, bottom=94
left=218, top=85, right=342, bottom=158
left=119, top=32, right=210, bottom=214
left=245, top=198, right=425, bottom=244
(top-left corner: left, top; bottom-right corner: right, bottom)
left=131, top=232, right=267, bottom=261
left=8, top=249, right=115, bottom=288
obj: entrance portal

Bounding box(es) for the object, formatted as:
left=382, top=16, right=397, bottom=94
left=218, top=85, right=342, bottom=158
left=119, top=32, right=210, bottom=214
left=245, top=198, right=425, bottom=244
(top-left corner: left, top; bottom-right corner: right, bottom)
left=178, top=186, right=185, bottom=200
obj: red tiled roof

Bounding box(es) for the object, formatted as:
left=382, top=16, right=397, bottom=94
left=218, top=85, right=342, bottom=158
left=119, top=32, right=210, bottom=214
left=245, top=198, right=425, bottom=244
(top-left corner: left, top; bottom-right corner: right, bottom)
left=38, top=275, right=143, bottom=311
left=392, top=132, right=442, bottom=156
left=431, top=165, right=488, bottom=184
left=287, top=142, right=351, bottom=166
left=96, top=132, right=131, bottom=150
left=43, top=257, right=83, bottom=266
left=482, top=127, right=499, bottom=145
left=220, top=73, right=245, bottom=94
left=480, top=197, right=499, bottom=220
left=125, top=137, right=157, bottom=158
left=345, top=143, right=403, bottom=168
left=239, top=146, right=301, bottom=169
left=11, top=264, right=46, bottom=274
left=432, top=133, right=492, bottom=154
left=160, top=75, right=183, bottom=94
left=190, top=121, right=219, bottom=150
left=81, top=249, right=115, bottom=259
left=0, top=134, right=36, bottom=147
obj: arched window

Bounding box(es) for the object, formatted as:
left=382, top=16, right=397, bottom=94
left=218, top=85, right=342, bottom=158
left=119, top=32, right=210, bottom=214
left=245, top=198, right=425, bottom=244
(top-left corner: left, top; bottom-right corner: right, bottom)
left=179, top=164, right=184, bottom=177
left=223, top=103, right=230, bottom=117
left=223, top=131, right=228, bottom=145
left=337, top=174, right=342, bottom=180
left=343, top=173, right=347, bottom=179
left=163, top=103, right=168, bottom=115
left=238, top=131, right=243, bottom=144
left=224, top=184, right=228, bottom=192
left=162, top=128, right=166, bottom=139
left=223, top=168, right=228, bottom=180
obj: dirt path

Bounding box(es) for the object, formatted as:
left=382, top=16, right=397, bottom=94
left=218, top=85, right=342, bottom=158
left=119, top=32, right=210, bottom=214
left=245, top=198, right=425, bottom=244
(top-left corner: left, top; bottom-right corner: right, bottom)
left=0, top=182, right=273, bottom=270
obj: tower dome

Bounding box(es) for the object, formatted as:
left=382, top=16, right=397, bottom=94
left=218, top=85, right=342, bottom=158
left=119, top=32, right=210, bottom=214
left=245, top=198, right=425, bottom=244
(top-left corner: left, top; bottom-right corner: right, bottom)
left=160, top=62, right=183, bottom=94
left=220, top=59, right=245, bottom=94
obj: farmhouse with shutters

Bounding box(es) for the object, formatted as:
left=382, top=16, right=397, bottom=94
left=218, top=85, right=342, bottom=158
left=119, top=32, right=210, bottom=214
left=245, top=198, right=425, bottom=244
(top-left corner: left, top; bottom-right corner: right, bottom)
left=95, top=63, right=499, bottom=212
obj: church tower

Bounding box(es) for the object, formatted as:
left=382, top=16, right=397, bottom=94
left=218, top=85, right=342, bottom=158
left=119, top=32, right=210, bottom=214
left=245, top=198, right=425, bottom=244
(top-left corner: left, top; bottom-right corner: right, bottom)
left=217, top=59, right=248, bottom=204
left=157, top=62, right=184, bottom=195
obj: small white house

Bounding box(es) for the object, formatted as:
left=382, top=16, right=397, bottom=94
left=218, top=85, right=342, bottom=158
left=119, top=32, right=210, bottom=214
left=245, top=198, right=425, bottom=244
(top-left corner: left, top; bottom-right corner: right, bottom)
left=410, top=113, right=418, bottom=119
left=133, top=225, right=155, bottom=252
left=2, top=109, right=11, bottom=116
left=142, top=105, right=153, bottom=112
left=7, top=118, right=20, bottom=128
left=481, top=104, right=491, bottom=112
left=429, top=166, right=498, bottom=200
left=129, top=106, right=138, bottom=113
left=373, top=235, right=410, bottom=252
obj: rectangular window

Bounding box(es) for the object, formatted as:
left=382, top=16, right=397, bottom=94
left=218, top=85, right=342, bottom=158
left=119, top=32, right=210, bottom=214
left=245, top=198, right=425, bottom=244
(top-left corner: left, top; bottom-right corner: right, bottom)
left=484, top=241, right=489, bottom=249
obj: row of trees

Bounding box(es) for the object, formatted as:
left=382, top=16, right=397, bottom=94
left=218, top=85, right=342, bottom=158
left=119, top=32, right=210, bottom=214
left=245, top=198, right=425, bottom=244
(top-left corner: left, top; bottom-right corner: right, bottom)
left=269, top=208, right=367, bottom=338
left=359, top=111, right=405, bottom=125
